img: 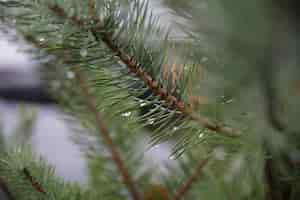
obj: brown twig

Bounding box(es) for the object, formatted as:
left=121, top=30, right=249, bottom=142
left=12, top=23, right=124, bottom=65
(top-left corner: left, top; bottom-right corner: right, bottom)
left=23, top=168, right=46, bottom=195
left=0, top=177, right=15, bottom=200
left=172, top=158, right=209, bottom=200
left=74, top=69, right=141, bottom=200
left=48, top=3, right=242, bottom=138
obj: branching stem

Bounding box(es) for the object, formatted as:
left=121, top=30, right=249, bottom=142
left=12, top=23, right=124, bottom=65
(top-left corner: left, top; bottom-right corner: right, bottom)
left=48, top=3, right=241, bottom=138
left=74, top=69, right=141, bottom=200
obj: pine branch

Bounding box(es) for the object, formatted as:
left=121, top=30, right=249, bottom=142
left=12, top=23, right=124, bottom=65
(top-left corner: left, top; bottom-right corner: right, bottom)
left=172, top=157, right=209, bottom=200
left=0, top=148, right=94, bottom=200
left=73, top=69, right=141, bottom=200
left=47, top=2, right=241, bottom=138
left=0, top=177, right=15, bottom=200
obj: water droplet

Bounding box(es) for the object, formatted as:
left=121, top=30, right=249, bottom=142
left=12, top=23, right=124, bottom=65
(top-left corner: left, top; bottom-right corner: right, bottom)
left=225, top=99, right=234, bottom=104
left=220, top=95, right=234, bottom=104
left=169, top=155, right=176, bottom=160
left=66, top=71, right=75, bottom=79
left=147, top=118, right=155, bottom=125
left=121, top=112, right=132, bottom=117
left=198, top=133, right=204, bottom=138
left=140, top=102, right=147, bottom=107
left=38, top=37, right=45, bottom=42
left=80, top=49, right=88, bottom=57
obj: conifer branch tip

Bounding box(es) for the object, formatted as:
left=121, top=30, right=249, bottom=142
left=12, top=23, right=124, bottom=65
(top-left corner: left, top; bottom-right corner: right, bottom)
left=48, top=3, right=242, bottom=138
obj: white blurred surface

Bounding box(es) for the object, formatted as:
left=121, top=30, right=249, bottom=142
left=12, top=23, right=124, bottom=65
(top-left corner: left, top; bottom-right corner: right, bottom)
left=0, top=34, right=87, bottom=183
left=0, top=103, right=88, bottom=183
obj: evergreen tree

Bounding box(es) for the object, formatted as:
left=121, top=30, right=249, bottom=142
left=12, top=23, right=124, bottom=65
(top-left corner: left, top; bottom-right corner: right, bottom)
left=0, top=0, right=299, bottom=199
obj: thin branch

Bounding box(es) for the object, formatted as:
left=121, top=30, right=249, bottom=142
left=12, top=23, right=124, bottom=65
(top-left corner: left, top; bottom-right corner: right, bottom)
left=22, top=168, right=46, bottom=195
left=0, top=177, right=15, bottom=200
left=172, top=158, right=209, bottom=200
left=73, top=68, right=141, bottom=200
left=48, top=3, right=242, bottom=138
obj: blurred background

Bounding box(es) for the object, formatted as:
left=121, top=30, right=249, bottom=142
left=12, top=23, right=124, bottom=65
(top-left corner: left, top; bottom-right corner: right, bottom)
left=0, top=31, right=87, bottom=183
